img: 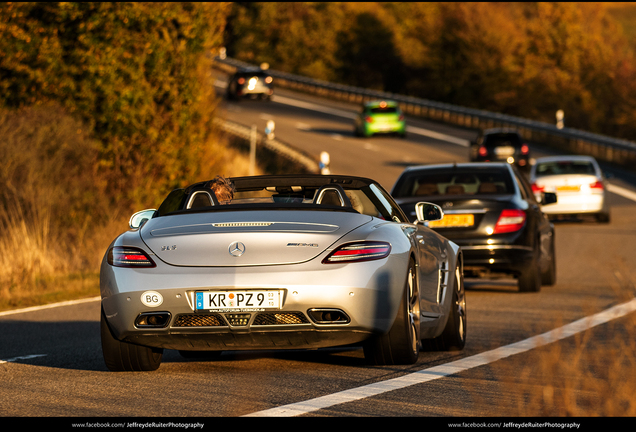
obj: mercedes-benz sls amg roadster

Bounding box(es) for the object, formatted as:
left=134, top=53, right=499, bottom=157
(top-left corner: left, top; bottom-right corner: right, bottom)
left=100, top=175, right=465, bottom=371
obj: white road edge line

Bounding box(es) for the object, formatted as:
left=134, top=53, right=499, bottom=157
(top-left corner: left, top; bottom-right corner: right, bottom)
left=0, top=296, right=101, bottom=317
left=0, top=354, right=48, bottom=365
left=245, top=298, right=636, bottom=417
left=607, top=183, right=636, bottom=202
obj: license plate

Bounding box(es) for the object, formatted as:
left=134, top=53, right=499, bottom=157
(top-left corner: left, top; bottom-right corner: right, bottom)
left=494, top=146, right=515, bottom=156
left=195, top=290, right=281, bottom=311
left=428, top=214, right=474, bottom=228
left=557, top=185, right=580, bottom=192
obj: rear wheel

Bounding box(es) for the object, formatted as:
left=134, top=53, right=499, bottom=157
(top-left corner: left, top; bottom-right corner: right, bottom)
left=101, top=307, right=163, bottom=372
left=519, top=244, right=541, bottom=292
left=364, top=260, right=420, bottom=365
left=595, top=211, right=610, bottom=223
left=540, top=234, right=557, bottom=286
left=423, top=259, right=466, bottom=351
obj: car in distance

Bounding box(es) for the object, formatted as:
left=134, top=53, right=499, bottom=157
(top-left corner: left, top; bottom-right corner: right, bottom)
left=469, top=128, right=530, bottom=170
left=354, top=100, right=406, bottom=138
left=391, top=163, right=557, bottom=293
left=530, top=155, right=610, bottom=223
left=100, top=174, right=465, bottom=371
left=226, top=67, right=273, bottom=101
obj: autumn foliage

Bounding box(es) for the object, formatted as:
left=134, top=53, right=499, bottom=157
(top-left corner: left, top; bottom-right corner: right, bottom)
left=0, top=2, right=231, bottom=305
left=226, top=2, right=636, bottom=140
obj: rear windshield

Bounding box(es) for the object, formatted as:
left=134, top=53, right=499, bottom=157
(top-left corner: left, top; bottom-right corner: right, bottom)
left=535, top=160, right=596, bottom=177
left=393, top=168, right=514, bottom=197
left=236, top=72, right=270, bottom=79
left=368, top=106, right=399, bottom=114
left=482, top=133, right=521, bottom=148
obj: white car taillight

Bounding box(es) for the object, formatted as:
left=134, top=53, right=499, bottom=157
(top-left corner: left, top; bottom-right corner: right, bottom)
left=108, top=246, right=156, bottom=268
left=323, top=242, right=391, bottom=264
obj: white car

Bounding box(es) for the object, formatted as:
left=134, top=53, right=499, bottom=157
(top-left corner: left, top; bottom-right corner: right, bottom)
left=530, top=156, right=610, bottom=222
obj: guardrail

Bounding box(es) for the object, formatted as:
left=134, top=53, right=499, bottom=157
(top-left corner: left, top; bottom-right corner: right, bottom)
left=214, top=56, right=636, bottom=171
left=216, top=118, right=319, bottom=174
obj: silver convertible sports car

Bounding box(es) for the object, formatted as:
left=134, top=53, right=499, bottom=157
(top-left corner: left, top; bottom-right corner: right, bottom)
left=100, top=175, right=465, bottom=371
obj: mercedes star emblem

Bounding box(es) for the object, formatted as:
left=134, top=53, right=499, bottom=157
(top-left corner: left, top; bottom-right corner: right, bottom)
left=228, top=241, right=246, bottom=257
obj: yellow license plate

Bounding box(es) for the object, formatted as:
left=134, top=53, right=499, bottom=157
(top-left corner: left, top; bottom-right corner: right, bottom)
left=557, top=185, right=580, bottom=192
left=429, top=214, right=474, bottom=228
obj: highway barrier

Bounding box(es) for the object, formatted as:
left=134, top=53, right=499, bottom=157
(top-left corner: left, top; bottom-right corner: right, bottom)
left=214, top=56, right=636, bottom=171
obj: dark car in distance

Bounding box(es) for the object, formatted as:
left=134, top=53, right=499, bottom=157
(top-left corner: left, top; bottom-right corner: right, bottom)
left=226, top=67, right=274, bottom=101
left=469, top=128, right=530, bottom=170
left=391, top=163, right=557, bottom=292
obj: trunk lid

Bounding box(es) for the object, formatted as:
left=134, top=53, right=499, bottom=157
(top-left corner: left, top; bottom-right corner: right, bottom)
left=140, top=210, right=372, bottom=266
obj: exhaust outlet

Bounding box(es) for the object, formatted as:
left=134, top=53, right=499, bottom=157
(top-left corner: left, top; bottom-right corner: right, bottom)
left=134, top=312, right=172, bottom=328
left=307, top=308, right=350, bottom=324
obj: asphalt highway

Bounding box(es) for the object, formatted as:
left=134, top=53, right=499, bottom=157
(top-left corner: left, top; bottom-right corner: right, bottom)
left=1, top=82, right=635, bottom=419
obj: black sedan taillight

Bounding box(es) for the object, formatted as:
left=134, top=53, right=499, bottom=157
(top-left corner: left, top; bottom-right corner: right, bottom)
left=108, top=246, right=156, bottom=268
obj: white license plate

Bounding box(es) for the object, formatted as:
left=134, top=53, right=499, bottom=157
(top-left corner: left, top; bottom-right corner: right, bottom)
left=494, top=146, right=515, bottom=156
left=195, top=290, right=281, bottom=311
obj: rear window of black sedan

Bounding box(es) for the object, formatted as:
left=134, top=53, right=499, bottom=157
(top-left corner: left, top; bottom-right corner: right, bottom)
left=393, top=168, right=515, bottom=198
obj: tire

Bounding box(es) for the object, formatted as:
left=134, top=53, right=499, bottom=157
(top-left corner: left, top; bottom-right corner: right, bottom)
left=595, top=211, right=610, bottom=223
left=101, top=307, right=163, bottom=372
left=540, top=234, right=557, bottom=286
left=423, top=259, right=466, bottom=351
left=518, top=244, right=541, bottom=292
left=364, top=260, right=421, bottom=365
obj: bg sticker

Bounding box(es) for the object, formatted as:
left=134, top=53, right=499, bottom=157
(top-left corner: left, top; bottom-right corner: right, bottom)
left=141, top=291, right=163, bottom=307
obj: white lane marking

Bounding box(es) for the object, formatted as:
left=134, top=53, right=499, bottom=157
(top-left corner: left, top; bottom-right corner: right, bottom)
left=272, top=95, right=357, bottom=120
left=0, top=296, right=101, bottom=317
left=406, top=125, right=470, bottom=147
left=607, top=183, right=636, bottom=202
left=0, top=354, right=48, bottom=364
left=245, top=298, right=636, bottom=417
left=272, top=95, right=470, bottom=147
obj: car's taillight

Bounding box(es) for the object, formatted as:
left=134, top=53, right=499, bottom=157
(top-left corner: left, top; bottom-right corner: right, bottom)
left=323, top=242, right=391, bottom=264
left=365, top=116, right=374, bottom=123
left=521, top=144, right=529, bottom=155
left=589, top=180, right=604, bottom=190
left=493, top=209, right=526, bottom=234
left=478, top=146, right=488, bottom=157
left=237, top=78, right=245, bottom=85
left=531, top=183, right=545, bottom=193
left=108, top=246, right=156, bottom=268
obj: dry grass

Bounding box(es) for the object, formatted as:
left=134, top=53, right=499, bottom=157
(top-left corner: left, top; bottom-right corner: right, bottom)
left=0, top=104, right=261, bottom=312
left=465, top=267, right=636, bottom=417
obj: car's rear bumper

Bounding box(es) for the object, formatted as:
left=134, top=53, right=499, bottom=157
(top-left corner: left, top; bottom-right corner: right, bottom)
left=100, top=258, right=407, bottom=351
left=364, top=122, right=405, bottom=135
left=538, top=192, right=604, bottom=214
left=459, top=244, right=534, bottom=277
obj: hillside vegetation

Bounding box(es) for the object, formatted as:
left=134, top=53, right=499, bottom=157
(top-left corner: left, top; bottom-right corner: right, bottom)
left=226, top=2, right=636, bottom=140
left=0, top=3, right=237, bottom=308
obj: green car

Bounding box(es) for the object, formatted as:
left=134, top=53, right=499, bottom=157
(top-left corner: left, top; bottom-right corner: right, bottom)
left=354, top=100, right=406, bottom=138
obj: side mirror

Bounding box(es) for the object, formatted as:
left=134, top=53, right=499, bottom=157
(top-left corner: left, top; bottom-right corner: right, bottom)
left=415, top=202, right=444, bottom=223
left=129, top=209, right=157, bottom=230
left=541, top=192, right=557, bottom=206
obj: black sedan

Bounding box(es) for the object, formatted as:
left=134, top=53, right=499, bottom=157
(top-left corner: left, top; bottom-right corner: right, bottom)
left=392, top=163, right=557, bottom=292
left=469, top=128, right=530, bottom=171
left=226, top=67, right=274, bottom=101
